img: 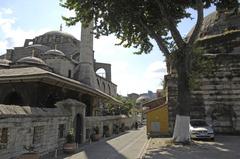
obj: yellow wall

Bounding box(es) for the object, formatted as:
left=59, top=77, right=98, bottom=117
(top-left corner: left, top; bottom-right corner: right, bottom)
left=146, top=105, right=169, bottom=135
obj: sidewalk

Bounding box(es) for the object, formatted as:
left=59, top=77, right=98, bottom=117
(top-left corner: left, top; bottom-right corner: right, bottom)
left=142, top=136, right=240, bottom=159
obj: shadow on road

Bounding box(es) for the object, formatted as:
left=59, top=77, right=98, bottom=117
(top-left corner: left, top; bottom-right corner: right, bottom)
left=143, top=135, right=240, bottom=159
left=60, top=131, right=130, bottom=159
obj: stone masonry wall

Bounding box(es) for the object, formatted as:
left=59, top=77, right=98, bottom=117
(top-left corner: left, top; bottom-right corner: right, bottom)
left=0, top=105, right=70, bottom=159
left=85, top=115, right=136, bottom=141
left=200, top=54, right=240, bottom=133
left=166, top=54, right=240, bottom=134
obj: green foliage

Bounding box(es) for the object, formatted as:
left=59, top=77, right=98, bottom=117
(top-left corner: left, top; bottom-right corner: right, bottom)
left=60, top=0, right=200, bottom=54
left=102, top=95, right=135, bottom=116
left=93, top=126, right=99, bottom=134
left=213, top=0, right=239, bottom=12
left=189, top=46, right=215, bottom=89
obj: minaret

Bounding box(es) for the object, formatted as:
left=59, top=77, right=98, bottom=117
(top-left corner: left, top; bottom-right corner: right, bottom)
left=76, top=21, right=98, bottom=89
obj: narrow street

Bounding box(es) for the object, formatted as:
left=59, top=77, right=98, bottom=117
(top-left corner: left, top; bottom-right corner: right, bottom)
left=62, top=126, right=148, bottom=159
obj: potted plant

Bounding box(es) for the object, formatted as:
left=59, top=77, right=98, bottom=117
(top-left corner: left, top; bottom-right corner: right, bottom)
left=103, top=125, right=110, bottom=137
left=63, top=130, right=76, bottom=153
left=18, top=145, right=40, bottom=159
left=90, top=126, right=100, bottom=141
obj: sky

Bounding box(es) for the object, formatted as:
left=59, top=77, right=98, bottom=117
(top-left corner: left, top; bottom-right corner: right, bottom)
left=0, top=0, right=215, bottom=96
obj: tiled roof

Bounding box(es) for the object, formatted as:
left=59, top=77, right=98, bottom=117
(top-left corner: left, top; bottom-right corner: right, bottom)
left=0, top=105, right=69, bottom=117
left=0, top=67, right=121, bottom=104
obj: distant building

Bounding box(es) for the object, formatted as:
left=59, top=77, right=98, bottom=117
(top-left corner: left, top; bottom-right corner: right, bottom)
left=127, top=93, right=139, bottom=101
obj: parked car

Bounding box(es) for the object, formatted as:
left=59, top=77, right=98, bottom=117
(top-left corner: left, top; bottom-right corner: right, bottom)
left=190, top=119, right=214, bottom=140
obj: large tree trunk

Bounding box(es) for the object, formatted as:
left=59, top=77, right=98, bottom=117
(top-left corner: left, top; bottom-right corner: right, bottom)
left=173, top=51, right=191, bottom=143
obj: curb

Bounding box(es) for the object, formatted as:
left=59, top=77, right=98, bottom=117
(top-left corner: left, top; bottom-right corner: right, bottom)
left=138, top=137, right=151, bottom=159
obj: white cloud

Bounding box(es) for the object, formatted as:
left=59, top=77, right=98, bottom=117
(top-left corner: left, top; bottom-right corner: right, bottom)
left=144, top=60, right=167, bottom=79
left=0, top=9, right=50, bottom=54
left=0, top=7, right=166, bottom=96
left=1, top=8, right=13, bottom=15
left=110, top=60, right=167, bottom=96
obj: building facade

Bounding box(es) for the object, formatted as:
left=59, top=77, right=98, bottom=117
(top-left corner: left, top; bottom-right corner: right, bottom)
left=0, top=24, right=134, bottom=158
left=166, top=10, right=240, bottom=135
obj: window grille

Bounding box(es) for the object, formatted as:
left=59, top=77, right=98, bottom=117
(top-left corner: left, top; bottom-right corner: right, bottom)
left=0, top=128, right=8, bottom=149
left=33, top=126, right=44, bottom=144
left=58, top=124, right=65, bottom=139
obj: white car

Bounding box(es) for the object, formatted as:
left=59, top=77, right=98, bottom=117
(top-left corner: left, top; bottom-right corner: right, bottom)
left=190, top=119, right=214, bottom=140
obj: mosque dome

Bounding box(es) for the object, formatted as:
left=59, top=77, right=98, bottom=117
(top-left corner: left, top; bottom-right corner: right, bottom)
left=44, top=49, right=65, bottom=56
left=136, top=95, right=151, bottom=104
left=0, top=59, right=12, bottom=66
left=188, top=10, right=240, bottom=39
left=42, top=31, right=77, bottom=40
left=17, top=56, right=47, bottom=66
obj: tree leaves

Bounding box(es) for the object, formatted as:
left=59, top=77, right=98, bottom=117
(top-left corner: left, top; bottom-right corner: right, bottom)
left=61, top=0, right=196, bottom=54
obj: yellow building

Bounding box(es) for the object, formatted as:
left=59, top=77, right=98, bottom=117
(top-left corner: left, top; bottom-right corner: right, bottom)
left=144, top=100, right=169, bottom=137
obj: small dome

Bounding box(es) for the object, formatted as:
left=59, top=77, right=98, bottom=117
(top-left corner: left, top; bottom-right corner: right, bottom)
left=44, top=49, right=65, bottom=56
left=0, top=59, right=12, bottom=66
left=17, top=56, right=47, bottom=66
left=136, top=95, right=151, bottom=104
left=26, top=44, right=50, bottom=52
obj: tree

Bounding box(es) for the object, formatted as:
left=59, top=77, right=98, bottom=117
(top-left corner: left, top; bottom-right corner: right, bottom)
left=60, top=0, right=239, bottom=143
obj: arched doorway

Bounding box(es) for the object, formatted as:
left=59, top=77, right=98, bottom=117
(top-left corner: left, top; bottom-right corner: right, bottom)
left=3, top=91, right=25, bottom=106
left=75, top=113, right=83, bottom=144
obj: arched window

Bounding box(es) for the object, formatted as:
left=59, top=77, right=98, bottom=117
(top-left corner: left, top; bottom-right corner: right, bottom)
left=102, top=82, right=106, bottom=92
left=96, top=68, right=106, bottom=78
left=97, top=79, right=100, bottom=87
left=108, top=84, right=111, bottom=95
left=3, top=91, right=25, bottom=106
left=68, top=70, right=72, bottom=78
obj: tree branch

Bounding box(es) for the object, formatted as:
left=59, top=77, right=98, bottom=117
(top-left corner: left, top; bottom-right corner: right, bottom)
left=187, top=0, right=204, bottom=46
left=139, top=19, right=170, bottom=56
left=154, top=0, right=186, bottom=49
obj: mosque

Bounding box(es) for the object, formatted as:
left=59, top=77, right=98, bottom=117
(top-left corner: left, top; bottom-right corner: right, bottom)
left=0, top=24, right=134, bottom=158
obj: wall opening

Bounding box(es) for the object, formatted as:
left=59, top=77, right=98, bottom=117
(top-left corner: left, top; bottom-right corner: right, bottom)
left=3, top=91, right=25, bottom=106
left=108, top=84, right=111, bottom=95
left=97, top=79, right=100, bottom=88
left=45, top=94, right=57, bottom=108
left=75, top=114, right=83, bottom=144
left=81, top=94, right=92, bottom=116
left=102, top=82, right=106, bottom=92
left=96, top=68, right=106, bottom=78
left=68, top=70, right=72, bottom=78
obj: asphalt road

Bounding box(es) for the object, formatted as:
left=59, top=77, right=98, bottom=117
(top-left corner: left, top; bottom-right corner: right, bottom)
left=63, top=126, right=148, bottom=159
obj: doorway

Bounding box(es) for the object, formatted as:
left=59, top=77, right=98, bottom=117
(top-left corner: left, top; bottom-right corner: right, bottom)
left=75, top=113, right=83, bottom=144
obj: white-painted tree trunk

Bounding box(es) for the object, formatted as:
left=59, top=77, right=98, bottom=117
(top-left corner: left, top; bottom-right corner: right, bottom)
left=172, top=115, right=190, bottom=143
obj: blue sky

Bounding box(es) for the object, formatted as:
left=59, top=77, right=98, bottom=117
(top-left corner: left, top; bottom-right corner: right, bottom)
left=0, top=0, right=215, bottom=96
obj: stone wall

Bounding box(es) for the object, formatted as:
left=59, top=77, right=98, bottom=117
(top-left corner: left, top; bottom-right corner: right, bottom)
left=96, top=75, right=117, bottom=97
left=165, top=74, right=177, bottom=135
left=199, top=54, right=240, bottom=133
left=85, top=115, right=136, bottom=141
left=166, top=53, right=240, bottom=134
left=42, top=55, right=76, bottom=78
left=0, top=105, right=70, bottom=159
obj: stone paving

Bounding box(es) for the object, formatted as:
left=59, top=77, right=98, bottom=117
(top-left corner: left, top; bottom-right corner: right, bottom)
left=142, top=135, right=240, bottom=159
